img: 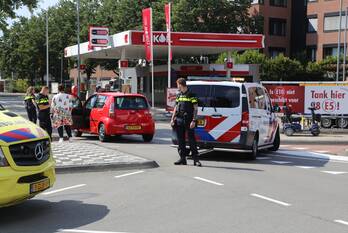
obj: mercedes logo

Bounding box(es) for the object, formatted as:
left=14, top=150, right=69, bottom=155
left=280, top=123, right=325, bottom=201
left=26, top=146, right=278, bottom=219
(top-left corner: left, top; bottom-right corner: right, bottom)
left=34, top=143, right=44, bottom=161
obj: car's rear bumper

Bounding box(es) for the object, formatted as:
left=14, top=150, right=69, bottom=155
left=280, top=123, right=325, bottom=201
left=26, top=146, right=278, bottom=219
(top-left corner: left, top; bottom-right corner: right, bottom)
left=107, top=121, right=155, bottom=135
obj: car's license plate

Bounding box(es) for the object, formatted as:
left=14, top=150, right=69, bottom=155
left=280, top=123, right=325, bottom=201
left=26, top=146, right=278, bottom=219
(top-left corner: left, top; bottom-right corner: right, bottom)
left=30, top=178, right=50, bottom=194
left=125, top=125, right=142, bottom=130
left=197, top=119, right=206, bottom=127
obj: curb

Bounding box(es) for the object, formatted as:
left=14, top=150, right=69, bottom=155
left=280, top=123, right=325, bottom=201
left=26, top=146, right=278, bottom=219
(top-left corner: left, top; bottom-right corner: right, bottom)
left=272, top=150, right=348, bottom=163
left=55, top=160, right=159, bottom=174
left=281, top=140, right=348, bottom=145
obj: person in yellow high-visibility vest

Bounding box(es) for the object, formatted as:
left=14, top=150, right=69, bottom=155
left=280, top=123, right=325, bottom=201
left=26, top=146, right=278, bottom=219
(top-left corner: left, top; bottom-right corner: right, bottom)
left=24, top=86, right=37, bottom=124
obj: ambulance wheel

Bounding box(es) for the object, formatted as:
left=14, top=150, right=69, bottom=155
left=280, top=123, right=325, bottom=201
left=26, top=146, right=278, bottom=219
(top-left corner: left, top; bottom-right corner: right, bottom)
left=269, top=128, right=280, bottom=152
left=73, top=130, right=82, bottom=137
left=248, top=136, right=259, bottom=160
left=98, top=123, right=109, bottom=142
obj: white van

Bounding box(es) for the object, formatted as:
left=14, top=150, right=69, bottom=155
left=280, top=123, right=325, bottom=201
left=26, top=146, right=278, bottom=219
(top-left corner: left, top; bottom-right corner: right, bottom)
left=173, top=81, right=280, bottom=159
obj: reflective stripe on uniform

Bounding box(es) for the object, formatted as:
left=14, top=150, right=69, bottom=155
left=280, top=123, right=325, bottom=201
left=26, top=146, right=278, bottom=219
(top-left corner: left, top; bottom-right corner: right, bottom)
left=176, top=97, right=198, bottom=103
left=24, top=96, right=34, bottom=100
left=37, top=99, right=49, bottom=104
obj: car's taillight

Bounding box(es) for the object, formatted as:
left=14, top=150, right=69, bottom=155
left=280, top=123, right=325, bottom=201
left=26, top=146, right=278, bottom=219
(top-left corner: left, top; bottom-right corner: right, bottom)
left=0, top=148, right=9, bottom=167
left=144, top=110, right=152, bottom=117
left=241, top=111, right=249, bottom=131
left=109, top=106, right=115, bottom=118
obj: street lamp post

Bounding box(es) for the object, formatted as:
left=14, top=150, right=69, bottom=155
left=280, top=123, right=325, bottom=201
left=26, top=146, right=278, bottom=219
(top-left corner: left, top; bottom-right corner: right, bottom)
left=76, top=0, right=81, bottom=98
left=337, top=0, right=343, bottom=82
left=46, top=12, right=49, bottom=88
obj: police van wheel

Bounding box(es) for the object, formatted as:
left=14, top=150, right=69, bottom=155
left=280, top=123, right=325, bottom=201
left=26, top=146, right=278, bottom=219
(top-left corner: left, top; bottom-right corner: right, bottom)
left=269, top=128, right=280, bottom=152
left=73, top=130, right=82, bottom=137
left=248, top=137, right=259, bottom=160
left=98, top=124, right=109, bottom=142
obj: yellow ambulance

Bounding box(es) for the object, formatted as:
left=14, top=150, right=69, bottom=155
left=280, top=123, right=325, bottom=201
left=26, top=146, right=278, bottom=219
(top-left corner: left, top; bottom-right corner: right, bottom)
left=0, top=104, right=55, bottom=207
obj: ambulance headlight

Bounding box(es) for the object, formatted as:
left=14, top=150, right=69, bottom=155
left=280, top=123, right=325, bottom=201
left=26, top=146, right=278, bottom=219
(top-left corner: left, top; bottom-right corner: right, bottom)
left=0, top=147, right=9, bottom=167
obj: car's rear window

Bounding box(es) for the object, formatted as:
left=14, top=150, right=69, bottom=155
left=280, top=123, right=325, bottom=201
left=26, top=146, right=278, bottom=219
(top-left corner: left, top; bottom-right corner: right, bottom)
left=115, top=96, right=148, bottom=110
left=189, top=85, right=240, bottom=108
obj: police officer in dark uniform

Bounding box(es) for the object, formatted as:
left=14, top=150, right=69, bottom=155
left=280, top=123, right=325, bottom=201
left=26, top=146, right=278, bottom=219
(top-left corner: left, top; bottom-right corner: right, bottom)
left=37, top=86, right=52, bottom=139
left=24, top=86, right=37, bottom=123
left=171, top=78, right=202, bottom=167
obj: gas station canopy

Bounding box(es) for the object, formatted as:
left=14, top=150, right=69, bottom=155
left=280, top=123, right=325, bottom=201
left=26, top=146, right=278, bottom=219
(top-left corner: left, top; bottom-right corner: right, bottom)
left=64, top=30, right=264, bottom=60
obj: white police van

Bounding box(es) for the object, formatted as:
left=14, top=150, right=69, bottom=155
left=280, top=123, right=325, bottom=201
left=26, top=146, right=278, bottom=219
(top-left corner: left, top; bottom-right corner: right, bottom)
left=173, top=81, right=280, bottom=159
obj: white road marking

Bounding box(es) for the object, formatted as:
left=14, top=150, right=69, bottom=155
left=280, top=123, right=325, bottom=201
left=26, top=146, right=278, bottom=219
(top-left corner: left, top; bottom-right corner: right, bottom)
left=251, top=193, right=291, bottom=207
left=114, top=170, right=144, bottom=178
left=321, top=171, right=348, bottom=175
left=61, top=229, right=132, bottom=233
left=43, top=184, right=86, bottom=195
left=295, top=166, right=316, bottom=169
left=334, top=220, right=348, bottom=226
left=315, top=150, right=329, bottom=154
left=194, top=177, right=224, bottom=186
left=271, top=161, right=293, bottom=165
left=256, top=157, right=271, bottom=160
left=294, top=147, right=308, bottom=150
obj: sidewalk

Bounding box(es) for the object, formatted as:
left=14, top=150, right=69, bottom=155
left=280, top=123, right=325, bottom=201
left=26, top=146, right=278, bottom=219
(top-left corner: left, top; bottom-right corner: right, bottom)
left=52, top=141, right=158, bottom=173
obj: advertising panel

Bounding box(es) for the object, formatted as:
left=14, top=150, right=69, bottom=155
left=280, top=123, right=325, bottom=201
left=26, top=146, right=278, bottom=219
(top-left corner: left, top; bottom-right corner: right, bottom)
left=304, top=85, right=348, bottom=115
left=166, top=88, right=178, bottom=112
left=264, top=85, right=305, bottom=113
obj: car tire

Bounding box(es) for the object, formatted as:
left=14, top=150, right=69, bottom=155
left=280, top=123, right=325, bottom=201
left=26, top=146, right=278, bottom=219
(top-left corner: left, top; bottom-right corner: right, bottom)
left=142, top=134, right=154, bottom=142
left=284, top=127, right=294, bottom=136
left=311, top=129, right=320, bottom=136
left=248, top=136, right=259, bottom=160
left=269, top=128, right=280, bottom=152
left=73, top=130, right=82, bottom=137
left=321, top=118, right=332, bottom=128
left=98, top=123, right=109, bottom=142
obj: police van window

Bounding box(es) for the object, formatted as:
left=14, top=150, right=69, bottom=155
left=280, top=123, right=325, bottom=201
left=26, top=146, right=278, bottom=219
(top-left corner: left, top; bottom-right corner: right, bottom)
left=211, top=86, right=240, bottom=108
left=248, top=87, right=266, bottom=109
left=95, top=95, right=108, bottom=108
left=85, top=95, right=98, bottom=110
left=256, top=87, right=266, bottom=110
left=189, top=85, right=210, bottom=107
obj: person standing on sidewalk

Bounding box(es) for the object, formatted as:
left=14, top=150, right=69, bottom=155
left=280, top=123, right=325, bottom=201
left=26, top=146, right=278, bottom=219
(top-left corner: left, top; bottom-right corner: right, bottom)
left=51, top=85, right=73, bottom=143
left=24, top=86, right=37, bottom=124
left=37, top=86, right=52, bottom=139
left=171, top=78, right=202, bottom=167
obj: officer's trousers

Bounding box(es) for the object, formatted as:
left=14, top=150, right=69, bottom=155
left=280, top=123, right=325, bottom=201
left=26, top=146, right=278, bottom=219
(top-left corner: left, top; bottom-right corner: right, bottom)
left=26, top=108, right=37, bottom=124
left=175, top=118, right=199, bottom=161
left=39, top=114, right=52, bottom=139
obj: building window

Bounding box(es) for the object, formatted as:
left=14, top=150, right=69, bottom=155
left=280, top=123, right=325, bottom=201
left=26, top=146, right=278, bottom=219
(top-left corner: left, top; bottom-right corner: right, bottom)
left=323, top=45, right=344, bottom=58
left=307, top=15, right=318, bottom=33
left=269, top=47, right=286, bottom=58
left=269, top=18, right=287, bottom=36
left=307, top=46, right=317, bottom=61
left=270, top=0, right=287, bottom=7
left=324, top=13, right=348, bottom=31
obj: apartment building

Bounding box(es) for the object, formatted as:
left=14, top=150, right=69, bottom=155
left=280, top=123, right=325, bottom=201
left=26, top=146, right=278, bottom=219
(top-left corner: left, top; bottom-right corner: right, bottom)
left=307, top=0, right=348, bottom=61
left=249, top=0, right=307, bottom=58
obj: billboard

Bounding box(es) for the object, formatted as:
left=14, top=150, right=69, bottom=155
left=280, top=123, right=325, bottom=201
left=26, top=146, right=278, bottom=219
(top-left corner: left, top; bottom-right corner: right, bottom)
left=304, top=85, right=348, bottom=115
left=89, top=26, right=109, bottom=48
left=264, top=85, right=305, bottom=113
left=166, top=88, right=178, bottom=111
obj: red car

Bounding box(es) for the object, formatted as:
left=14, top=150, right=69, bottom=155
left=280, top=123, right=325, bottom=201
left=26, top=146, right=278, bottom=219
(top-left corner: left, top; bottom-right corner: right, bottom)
left=71, top=92, right=155, bottom=142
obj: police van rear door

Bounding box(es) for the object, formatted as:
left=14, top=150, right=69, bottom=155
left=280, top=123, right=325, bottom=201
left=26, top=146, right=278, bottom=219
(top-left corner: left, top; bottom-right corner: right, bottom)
left=189, top=83, right=242, bottom=143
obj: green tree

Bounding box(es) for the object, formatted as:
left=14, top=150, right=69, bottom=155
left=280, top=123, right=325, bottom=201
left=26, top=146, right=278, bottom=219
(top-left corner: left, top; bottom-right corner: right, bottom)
left=172, top=0, right=251, bottom=33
